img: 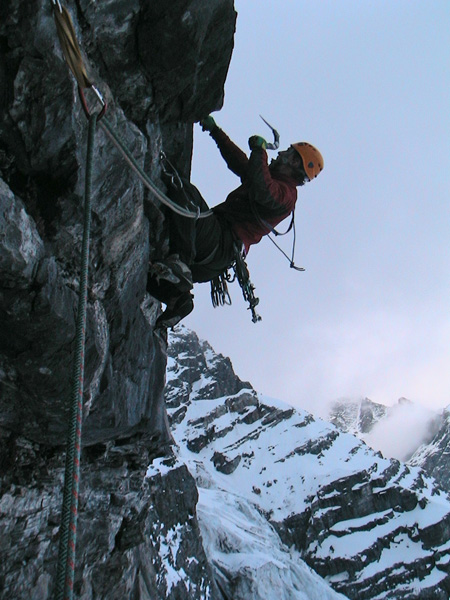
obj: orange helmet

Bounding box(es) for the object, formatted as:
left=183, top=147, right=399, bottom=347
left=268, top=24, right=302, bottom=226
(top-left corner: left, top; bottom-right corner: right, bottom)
left=291, top=142, right=324, bottom=181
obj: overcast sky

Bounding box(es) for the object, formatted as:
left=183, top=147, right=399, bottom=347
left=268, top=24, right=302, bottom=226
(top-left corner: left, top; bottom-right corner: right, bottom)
left=185, top=0, right=450, bottom=417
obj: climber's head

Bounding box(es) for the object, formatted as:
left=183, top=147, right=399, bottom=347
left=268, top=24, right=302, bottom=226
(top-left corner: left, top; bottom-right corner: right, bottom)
left=291, top=142, right=324, bottom=182
left=270, top=142, right=323, bottom=185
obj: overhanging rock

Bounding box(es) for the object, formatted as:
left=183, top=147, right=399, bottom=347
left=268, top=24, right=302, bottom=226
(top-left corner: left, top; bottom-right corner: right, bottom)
left=0, top=1, right=236, bottom=598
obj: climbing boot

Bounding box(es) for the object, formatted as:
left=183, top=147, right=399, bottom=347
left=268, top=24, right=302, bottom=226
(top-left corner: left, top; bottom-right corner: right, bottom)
left=148, top=254, right=193, bottom=292
left=155, top=292, right=194, bottom=330
left=147, top=255, right=193, bottom=305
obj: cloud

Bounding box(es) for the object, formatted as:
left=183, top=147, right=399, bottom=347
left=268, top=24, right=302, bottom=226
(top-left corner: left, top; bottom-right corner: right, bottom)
left=362, top=400, right=440, bottom=461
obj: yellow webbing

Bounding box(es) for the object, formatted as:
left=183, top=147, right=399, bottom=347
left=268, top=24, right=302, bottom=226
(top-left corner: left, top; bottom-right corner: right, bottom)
left=53, top=5, right=92, bottom=89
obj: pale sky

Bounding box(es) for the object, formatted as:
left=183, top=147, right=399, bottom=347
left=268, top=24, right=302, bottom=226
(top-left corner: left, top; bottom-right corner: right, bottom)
left=185, top=0, right=450, bottom=417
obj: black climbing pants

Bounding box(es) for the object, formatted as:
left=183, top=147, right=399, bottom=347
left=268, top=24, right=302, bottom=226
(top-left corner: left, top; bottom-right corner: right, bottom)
left=166, top=179, right=237, bottom=283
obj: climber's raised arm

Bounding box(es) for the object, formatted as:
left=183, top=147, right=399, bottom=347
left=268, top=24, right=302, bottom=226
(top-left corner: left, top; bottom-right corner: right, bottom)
left=199, top=115, right=249, bottom=181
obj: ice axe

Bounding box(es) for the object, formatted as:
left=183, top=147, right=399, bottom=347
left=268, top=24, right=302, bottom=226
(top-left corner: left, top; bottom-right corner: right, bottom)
left=259, top=115, right=280, bottom=150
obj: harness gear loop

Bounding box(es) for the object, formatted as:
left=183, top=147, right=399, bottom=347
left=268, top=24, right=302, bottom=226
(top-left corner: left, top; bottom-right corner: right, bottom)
left=55, top=113, right=98, bottom=600
left=210, top=274, right=232, bottom=308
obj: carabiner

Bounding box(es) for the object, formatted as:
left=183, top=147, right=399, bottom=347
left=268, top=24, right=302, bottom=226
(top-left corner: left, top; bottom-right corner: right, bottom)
left=51, top=0, right=63, bottom=13
left=78, top=85, right=107, bottom=120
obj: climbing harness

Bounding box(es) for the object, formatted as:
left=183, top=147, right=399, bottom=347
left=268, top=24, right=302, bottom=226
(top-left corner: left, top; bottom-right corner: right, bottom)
left=160, top=157, right=261, bottom=322
left=54, top=113, right=97, bottom=600
left=159, top=157, right=262, bottom=322
left=210, top=244, right=262, bottom=323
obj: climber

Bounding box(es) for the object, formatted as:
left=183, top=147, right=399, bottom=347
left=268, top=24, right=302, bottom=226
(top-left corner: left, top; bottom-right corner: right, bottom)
left=147, top=115, right=324, bottom=329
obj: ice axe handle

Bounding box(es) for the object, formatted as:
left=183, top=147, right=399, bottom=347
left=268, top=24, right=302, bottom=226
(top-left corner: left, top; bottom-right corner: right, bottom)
left=260, top=115, right=280, bottom=150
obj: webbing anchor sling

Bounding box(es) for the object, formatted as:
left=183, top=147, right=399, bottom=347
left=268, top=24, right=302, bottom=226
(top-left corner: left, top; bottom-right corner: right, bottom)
left=53, top=2, right=212, bottom=221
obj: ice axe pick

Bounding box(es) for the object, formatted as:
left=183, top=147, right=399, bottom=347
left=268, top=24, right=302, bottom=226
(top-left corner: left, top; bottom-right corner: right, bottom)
left=259, top=115, right=280, bottom=150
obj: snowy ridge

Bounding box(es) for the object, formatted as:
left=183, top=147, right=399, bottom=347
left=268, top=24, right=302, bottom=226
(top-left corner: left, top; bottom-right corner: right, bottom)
left=161, top=327, right=450, bottom=599
left=329, top=397, right=388, bottom=436
left=329, top=397, right=441, bottom=462
left=409, top=406, right=450, bottom=493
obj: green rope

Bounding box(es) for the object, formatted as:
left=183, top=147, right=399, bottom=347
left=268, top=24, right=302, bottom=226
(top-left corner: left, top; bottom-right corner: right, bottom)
left=55, top=113, right=97, bottom=600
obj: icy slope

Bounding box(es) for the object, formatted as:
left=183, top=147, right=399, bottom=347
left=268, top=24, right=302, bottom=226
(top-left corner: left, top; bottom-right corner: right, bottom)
left=165, top=327, right=450, bottom=600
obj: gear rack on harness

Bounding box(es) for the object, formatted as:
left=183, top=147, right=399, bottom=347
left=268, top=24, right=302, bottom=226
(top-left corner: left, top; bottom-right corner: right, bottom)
left=161, top=155, right=262, bottom=323
left=210, top=245, right=262, bottom=323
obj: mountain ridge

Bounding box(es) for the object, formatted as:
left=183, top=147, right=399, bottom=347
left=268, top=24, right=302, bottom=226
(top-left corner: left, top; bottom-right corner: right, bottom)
left=164, top=326, right=450, bottom=599
left=329, top=396, right=442, bottom=462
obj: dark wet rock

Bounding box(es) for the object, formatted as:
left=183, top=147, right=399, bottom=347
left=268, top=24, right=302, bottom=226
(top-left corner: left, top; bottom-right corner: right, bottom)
left=0, top=1, right=235, bottom=597
left=212, top=451, right=241, bottom=474
left=137, top=0, right=236, bottom=123
left=0, top=431, right=219, bottom=599
left=0, top=0, right=235, bottom=447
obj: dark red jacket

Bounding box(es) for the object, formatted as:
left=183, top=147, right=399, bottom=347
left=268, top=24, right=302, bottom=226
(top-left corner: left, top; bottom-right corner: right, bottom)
left=210, top=128, right=298, bottom=253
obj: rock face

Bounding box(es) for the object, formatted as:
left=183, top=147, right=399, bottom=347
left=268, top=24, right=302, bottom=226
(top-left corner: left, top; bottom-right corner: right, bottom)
left=0, top=0, right=235, bottom=447
left=0, top=432, right=218, bottom=599
left=329, top=397, right=389, bottom=435
left=0, top=1, right=235, bottom=598
left=410, top=407, right=450, bottom=493
left=166, top=327, right=450, bottom=600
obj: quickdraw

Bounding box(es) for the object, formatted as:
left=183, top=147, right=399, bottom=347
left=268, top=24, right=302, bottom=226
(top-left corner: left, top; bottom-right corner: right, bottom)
left=210, top=244, right=262, bottom=324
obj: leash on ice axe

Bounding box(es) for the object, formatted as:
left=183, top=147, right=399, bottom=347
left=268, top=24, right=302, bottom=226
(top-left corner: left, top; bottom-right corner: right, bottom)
left=256, top=116, right=306, bottom=272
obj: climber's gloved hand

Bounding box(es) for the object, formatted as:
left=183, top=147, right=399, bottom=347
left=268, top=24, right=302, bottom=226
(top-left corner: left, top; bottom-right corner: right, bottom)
left=248, top=135, right=267, bottom=150
left=199, top=115, right=217, bottom=132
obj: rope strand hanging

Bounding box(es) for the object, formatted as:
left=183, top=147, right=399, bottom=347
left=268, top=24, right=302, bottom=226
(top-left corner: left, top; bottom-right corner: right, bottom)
left=50, top=3, right=211, bottom=595
left=54, top=113, right=97, bottom=600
